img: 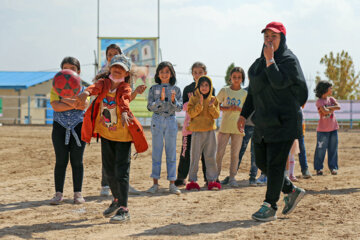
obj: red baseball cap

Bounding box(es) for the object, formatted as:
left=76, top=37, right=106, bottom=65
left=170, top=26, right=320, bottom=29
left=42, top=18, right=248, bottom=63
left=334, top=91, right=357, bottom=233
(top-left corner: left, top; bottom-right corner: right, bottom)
left=261, top=22, right=286, bottom=36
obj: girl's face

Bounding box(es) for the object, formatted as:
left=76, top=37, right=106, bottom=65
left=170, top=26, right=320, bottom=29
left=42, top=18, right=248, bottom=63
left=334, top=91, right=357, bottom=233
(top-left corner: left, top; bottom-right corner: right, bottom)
left=323, top=86, right=333, bottom=98
left=200, top=81, right=210, bottom=95
left=110, top=65, right=129, bottom=79
left=107, top=48, right=121, bottom=64
left=230, top=72, right=243, bottom=86
left=62, top=63, right=80, bottom=74
left=264, top=29, right=281, bottom=51
left=192, top=67, right=206, bottom=82
left=159, top=66, right=171, bottom=83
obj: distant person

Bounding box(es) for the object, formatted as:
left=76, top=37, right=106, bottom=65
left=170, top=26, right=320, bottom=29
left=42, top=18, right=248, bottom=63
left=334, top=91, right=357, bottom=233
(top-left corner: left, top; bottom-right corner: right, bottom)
left=50, top=56, right=88, bottom=205
left=77, top=54, right=136, bottom=223
left=186, top=76, right=221, bottom=191
left=146, top=61, right=182, bottom=195
left=215, top=67, right=247, bottom=187
left=98, top=44, right=145, bottom=196
left=175, top=62, right=213, bottom=187
left=313, top=81, right=341, bottom=175
left=238, top=22, right=307, bottom=221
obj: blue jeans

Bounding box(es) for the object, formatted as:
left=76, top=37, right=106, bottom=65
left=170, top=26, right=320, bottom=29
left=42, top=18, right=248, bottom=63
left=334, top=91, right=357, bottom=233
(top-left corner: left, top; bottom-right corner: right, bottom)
left=314, top=130, right=338, bottom=171
left=237, top=125, right=258, bottom=180
left=298, top=135, right=309, bottom=172
left=150, top=114, right=178, bottom=181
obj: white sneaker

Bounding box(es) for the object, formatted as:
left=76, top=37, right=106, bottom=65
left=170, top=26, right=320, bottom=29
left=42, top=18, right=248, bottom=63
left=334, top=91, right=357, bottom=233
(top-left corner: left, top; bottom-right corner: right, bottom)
left=50, top=192, right=63, bottom=205
left=146, top=184, right=159, bottom=194
left=100, top=186, right=111, bottom=196
left=169, top=183, right=181, bottom=195
left=129, top=185, right=141, bottom=195
left=229, top=178, right=239, bottom=187
left=74, top=192, right=85, bottom=204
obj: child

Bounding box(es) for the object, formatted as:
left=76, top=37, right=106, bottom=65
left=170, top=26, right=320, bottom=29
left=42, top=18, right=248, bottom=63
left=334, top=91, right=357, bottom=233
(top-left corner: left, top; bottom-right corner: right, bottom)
left=77, top=54, right=134, bottom=223
left=50, top=56, right=88, bottom=205
left=286, top=140, right=300, bottom=181
left=216, top=67, right=248, bottom=187
left=98, top=44, right=145, bottom=196
left=186, top=76, right=221, bottom=191
left=175, top=62, right=214, bottom=187
left=146, top=61, right=183, bottom=195
left=314, top=81, right=341, bottom=175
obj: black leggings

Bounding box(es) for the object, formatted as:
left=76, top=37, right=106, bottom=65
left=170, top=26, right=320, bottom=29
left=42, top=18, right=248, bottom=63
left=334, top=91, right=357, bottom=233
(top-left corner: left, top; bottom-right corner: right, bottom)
left=52, top=122, right=85, bottom=193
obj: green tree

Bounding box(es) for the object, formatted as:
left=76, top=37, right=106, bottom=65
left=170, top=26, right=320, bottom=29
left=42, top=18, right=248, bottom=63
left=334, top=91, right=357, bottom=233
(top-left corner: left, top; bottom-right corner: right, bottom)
left=225, top=62, right=235, bottom=86
left=316, top=50, right=360, bottom=100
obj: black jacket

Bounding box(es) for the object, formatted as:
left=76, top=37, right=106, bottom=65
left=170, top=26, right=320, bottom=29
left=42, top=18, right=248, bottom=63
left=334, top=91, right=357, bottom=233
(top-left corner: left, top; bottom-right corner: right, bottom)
left=241, top=34, right=308, bottom=143
left=182, top=81, right=216, bottom=104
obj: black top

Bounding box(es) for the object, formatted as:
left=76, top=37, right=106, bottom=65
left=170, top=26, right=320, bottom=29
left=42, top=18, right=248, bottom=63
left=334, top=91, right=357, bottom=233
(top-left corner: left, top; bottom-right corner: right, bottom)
left=241, top=34, right=308, bottom=143
left=182, top=81, right=216, bottom=104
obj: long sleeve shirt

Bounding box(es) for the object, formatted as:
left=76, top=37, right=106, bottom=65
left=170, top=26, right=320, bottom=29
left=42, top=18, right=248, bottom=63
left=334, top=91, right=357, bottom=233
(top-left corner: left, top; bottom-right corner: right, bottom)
left=147, top=83, right=182, bottom=117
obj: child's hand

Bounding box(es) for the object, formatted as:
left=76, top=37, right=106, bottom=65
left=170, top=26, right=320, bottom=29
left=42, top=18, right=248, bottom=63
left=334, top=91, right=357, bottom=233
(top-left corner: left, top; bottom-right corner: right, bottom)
left=135, top=85, right=147, bottom=94
left=76, top=92, right=89, bottom=105
left=200, top=94, right=203, bottom=105
left=171, top=90, right=176, bottom=103
left=188, top=92, right=193, bottom=99
left=121, top=112, right=133, bottom=127
left=208, top=97, right=215, bottom=106
left=161, top=87, right=165, bottom=101
left=231, top=105, right=242, bottom=111
left=237, top=116, right=246, bottom=133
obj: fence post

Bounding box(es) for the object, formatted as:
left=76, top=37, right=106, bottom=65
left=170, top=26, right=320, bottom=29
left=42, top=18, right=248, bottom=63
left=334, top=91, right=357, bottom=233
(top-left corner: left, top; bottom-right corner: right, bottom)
left=350, top=99, right=353, bottom=129
left=27, top=96, right=31, bottom=124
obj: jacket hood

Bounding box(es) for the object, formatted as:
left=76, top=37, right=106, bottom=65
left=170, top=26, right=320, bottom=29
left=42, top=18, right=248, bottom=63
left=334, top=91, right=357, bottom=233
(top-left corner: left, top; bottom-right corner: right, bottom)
left=195, top=75, right=214, bottom=99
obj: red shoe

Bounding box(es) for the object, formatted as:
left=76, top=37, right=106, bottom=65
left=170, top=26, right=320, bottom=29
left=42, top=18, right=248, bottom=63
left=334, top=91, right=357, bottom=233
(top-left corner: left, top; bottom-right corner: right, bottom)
left=186, top=181, right=200, bottom=191
left=289, top=175, right=298, bottom=182
left=208, top=181, right=221, bottom=190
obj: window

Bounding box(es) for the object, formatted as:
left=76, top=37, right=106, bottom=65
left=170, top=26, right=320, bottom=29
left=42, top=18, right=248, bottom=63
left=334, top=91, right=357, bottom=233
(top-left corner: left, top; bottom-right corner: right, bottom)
left=35, top=94, right=47, bottom=108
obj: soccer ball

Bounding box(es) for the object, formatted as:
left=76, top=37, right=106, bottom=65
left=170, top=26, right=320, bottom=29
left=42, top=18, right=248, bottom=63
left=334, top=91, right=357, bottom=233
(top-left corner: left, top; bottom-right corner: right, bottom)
left=52, top=69, right=81, bottom=98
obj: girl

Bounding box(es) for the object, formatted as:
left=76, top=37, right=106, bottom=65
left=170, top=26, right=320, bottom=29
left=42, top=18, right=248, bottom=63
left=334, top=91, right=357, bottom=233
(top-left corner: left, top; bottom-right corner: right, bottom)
left=216, top=67, right=248, bottom=187
left=175, top=62, right=212, bottom=187
left=186, top=76, right=221, bottom=191
left=50, top=56, right=88, bottom=205
left=314, top=81, right=341, bottom=175
left=286, top=140, right=300, bottom=182
left=146, top=61, right=182, bottom=195
left=77, top=54, right=134, bottom=223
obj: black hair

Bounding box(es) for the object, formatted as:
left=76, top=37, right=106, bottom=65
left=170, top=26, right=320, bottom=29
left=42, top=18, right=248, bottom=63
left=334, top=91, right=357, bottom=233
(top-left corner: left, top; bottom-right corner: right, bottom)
left=190, top=61, right=207, bottom=73
left=60, top=56, right=81, bottom=72
left=197, top=76, right=212, bottom=99
left=154, top=61, right=176, bottom=86
left=314, top=80, right=332, bottom=98
left=230, top=67, right=246, bottom=86
left=106, top=44, right=122, bottom=56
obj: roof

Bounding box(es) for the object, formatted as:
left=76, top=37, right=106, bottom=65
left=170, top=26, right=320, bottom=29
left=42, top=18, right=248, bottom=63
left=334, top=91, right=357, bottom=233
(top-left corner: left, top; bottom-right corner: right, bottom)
left=0, top=71, right=89, bottom=90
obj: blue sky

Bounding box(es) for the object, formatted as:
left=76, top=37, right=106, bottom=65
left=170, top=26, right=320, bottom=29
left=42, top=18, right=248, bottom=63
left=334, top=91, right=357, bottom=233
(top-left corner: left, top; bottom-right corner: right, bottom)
left=1, top=0, right=360, bottom=99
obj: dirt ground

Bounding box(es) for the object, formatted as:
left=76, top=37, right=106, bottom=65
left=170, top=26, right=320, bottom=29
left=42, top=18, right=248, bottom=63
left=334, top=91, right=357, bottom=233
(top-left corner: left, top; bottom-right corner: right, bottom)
left=0, top=126, right=359, bottom=240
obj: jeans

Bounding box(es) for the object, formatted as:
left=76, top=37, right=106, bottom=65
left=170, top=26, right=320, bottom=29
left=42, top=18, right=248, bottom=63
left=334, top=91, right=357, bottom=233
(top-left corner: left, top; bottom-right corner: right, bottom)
left=237, top=125, right=258, bottom=180
left=314, top=130, right=338, bottom=171
left=298, top=135, right=309, bottom=172
left=254, top=139, right=295, bottom=210
left=151, top=114, right=178, bottom=181
left=52, top=122, right=85, bottom=193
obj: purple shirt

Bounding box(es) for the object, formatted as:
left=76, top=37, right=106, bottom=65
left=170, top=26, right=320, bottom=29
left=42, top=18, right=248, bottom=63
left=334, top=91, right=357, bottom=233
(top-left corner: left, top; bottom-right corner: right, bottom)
left=316, top=97, right=339, bottom=132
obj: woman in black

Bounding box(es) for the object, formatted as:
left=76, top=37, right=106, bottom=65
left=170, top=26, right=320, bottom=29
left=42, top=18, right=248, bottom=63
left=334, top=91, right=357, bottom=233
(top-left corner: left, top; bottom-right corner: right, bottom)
left=238, top=22, right=308, bottom=221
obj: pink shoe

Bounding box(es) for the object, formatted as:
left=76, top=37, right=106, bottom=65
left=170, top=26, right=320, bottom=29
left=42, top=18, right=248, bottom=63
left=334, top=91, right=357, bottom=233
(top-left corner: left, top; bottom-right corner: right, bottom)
left=208, top=181, right=221, bottom=190
left=186, top=181, right=200, bottom=191
left=50, top=192, right=63, bottom=205
left=74, top=192, right=85, bottom=204
left=289, top=175, right=298, bottom=182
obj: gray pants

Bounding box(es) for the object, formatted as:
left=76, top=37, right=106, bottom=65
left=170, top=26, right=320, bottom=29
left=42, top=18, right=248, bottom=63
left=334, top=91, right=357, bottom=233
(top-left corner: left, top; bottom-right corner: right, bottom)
left=188, top=131, right=218, bottom=182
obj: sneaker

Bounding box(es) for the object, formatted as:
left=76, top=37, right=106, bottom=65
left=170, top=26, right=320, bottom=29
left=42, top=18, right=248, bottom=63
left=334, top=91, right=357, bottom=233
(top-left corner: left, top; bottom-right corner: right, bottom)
left=316, top=170, right=323, bottom=176
left=169, top=183, right=181, bottom=195
left=256, top=174, right=267, bottom=186
left=331, top=169, right=338, bottom=175
left=252, top=202, right=277, bottom=222
left=301, top=169, right=312, bottom=179
left=110, top=208, right=130, bottom=223
left=249, top=179, right=257, bottom=186
left=289, top=175, right=298, bottom=182
left=74, top=192, right=85, bottom=204
left=100, top=186, right=111, bottom=196
left=228, top=178, right=239, bottom=187
left=282, top=187, right=306, bottom=215
left=221, top=176, right=230, bottom=185
left=103, top=200, right=122, bottom=218
left=50, top=192, right=63, bottom=205
left=208, top=181, right=221, bottom=191
left=186, top=181, right=200, bottom=191
left=129, top=185, right=141, bottom=195
left=174, top=179, right=186, bottom=187
left=146, top=184, right=159, bottom=194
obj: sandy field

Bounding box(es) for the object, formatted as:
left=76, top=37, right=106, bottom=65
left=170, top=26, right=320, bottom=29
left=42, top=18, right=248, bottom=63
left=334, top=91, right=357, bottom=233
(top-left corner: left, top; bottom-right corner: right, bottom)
left=0, top=126, right=359, bottom=240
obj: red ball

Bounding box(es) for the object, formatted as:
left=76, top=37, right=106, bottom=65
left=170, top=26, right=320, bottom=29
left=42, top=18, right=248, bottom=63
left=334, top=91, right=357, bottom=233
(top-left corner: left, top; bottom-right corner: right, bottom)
left=52, top=69, right=81, bottom=98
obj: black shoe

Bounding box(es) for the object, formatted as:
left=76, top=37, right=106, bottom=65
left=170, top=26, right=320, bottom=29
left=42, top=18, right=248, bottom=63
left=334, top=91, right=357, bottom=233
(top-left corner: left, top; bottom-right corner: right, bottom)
left=221, top=176, right=230, bottom=185
left=282, top=187, right=306, bottom=215
left=175, top=179, right=185, bottom=187
left=110, top=208, right=130, bottom=223
left=103, top=200, right=121, bottom=218
left=316, top=170, right=323, bottom=176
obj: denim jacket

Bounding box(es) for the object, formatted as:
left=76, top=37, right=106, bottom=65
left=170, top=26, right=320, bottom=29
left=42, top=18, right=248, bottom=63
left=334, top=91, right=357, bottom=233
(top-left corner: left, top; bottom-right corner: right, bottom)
left=147, top=83, right=182, bottom=117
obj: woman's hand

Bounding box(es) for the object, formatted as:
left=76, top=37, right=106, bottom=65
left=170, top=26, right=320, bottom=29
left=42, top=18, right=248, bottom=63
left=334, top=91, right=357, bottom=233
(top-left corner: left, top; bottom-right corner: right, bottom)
left=263, top=42, right=274, bottom=65
left=237, top=116, right=246, bottom=133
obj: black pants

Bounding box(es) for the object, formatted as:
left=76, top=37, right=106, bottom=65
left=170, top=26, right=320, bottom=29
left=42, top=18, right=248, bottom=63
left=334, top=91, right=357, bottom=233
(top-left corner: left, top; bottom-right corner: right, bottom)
left=177, top=135, right=207, bottom=182
left=254, top=139, right=295, bottom=210
left=101, top=138, right=131, bottom=207
left=101, top=167, right=108, bottom=187
left=52, top=122, right=85, bottom=193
